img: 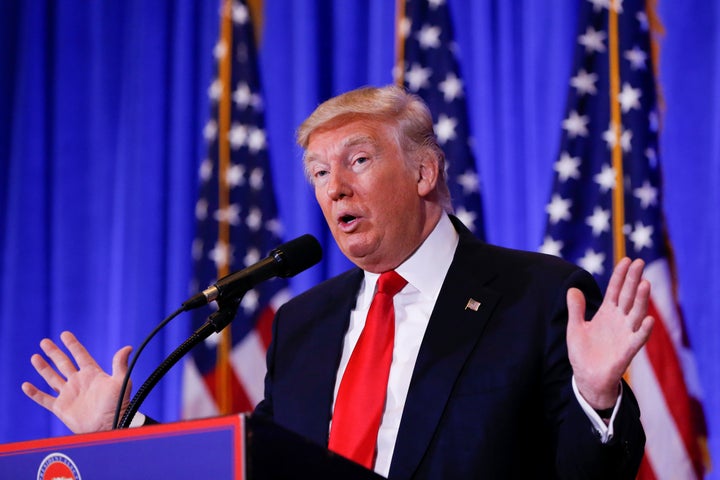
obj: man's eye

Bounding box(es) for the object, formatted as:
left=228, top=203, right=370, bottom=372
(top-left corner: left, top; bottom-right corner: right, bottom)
left=314, top=170, right=328, bottom=178
left=354, top=156, right=368, bottom=165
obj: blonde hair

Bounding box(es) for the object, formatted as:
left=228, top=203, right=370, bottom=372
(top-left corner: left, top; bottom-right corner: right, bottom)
left=297, top=85, right=453, bottom=212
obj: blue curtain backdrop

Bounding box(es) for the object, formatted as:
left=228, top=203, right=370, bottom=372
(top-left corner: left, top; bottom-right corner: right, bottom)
left=1, top=0, right=718, bottom=475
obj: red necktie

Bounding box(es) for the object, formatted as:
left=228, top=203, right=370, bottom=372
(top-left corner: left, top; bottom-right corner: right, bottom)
left=328, top=270, right=408, bottom=469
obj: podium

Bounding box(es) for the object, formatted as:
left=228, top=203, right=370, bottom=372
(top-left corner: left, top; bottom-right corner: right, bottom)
left=0, top=414, right=383, bottom=479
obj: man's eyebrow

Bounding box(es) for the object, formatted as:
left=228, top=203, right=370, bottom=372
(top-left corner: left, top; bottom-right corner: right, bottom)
left=342, top=134, right=377, bottom=148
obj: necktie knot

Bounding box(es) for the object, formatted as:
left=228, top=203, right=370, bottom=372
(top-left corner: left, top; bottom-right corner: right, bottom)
left=377, top=270, right=407, bottom=297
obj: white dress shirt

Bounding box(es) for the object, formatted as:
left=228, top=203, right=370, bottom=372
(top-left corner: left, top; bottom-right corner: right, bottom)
left=331, top=214, right=619, bottom=477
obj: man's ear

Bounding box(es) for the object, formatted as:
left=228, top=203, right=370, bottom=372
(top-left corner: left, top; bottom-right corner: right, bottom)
left=417, top=152, right=439, bottom=197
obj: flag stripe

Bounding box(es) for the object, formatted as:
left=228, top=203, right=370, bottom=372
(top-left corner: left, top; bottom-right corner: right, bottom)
left=630, top=344, right=696, bottom=479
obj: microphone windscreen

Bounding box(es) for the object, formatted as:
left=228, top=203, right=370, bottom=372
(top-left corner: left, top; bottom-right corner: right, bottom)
left=275, top=234, right=323, bottom=277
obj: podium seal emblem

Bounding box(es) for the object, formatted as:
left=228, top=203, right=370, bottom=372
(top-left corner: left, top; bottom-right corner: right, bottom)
left=37, top=452, right=81, bottom=480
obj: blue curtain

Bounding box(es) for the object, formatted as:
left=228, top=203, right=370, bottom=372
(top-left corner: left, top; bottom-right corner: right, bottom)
left=2, top=0, right=719, bottom=475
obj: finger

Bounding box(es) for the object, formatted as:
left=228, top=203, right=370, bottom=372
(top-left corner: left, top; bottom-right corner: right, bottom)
left=629, top=315, right=655, bottom=353
left=566, top=287, right=587, bottom=333
left=61, top=331, right=99, bottom=370
left=111, top=346, right=133, bottom=379
left=604, top=257, right=632, bottom=306
left=40, top=338, right=78, bottom=379
left=30, top=353, right=67, bottom=392
left=21, top=381, right=57, bottom=411
left=618, top=259, right=645, bottom=313
left=628, top=279, right=651, bottom=331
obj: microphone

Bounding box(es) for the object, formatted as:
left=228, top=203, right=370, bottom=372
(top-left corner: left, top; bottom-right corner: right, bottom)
left=182, top=234, right=322, bottom=311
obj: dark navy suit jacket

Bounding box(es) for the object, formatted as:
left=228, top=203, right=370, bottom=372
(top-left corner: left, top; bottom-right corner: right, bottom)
left=254, top=217, right=645, bottom=479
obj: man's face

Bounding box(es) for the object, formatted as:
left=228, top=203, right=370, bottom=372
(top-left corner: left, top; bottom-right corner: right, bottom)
left=304, top=118, right=434, bottom=273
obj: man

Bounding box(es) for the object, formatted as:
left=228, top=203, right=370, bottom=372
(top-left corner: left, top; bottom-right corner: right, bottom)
left=23, top=85, right=653, bottom=479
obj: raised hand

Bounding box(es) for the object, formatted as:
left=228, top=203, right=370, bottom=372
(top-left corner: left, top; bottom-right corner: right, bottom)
left=21, top=331, right=132, bottom=433
left=567, top=258, right=655, bottom=409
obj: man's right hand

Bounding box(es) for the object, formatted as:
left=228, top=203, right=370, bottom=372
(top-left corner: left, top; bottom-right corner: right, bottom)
left=21, top=331, right=132, bottom=434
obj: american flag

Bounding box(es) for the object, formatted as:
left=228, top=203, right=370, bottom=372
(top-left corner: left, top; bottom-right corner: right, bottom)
left=540, top=0, right=709, bottom=478
left=182, top=0, right=289, bottom=419
left=396, top=0, right=485, bottom=240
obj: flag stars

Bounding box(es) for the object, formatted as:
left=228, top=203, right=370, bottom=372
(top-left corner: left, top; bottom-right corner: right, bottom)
left=244, top=247, right=261, bottom=267
left=578, top=27, right=606, bottom=54
left=249, top=167, right=264, bottom=190
left=405, top=63, right=432, bottom=91
left=233, top=82, right=261, bottom=110
left=539, top=236, right=564, bottom=257
left=438, top=72, right=464, bottom=102
left=226, top=163, right=246, bottom=187
left=209, top=241, right=234, bottom=270
left=594, top=164, right=617, bottom=192
left=571, top=69, right=598, bottom=96
left=435, top=114, right=458, bottom=144
left=417, top=24, right=442, bottom=49
left=624, top=46, right=647, bottom=70
left=203, top=120, right=218, bottom=141
left=213, top=41, right=228, bottom=60
left=562, top=110, right=590, bottom=138
left=587, top=0, right=609, bottom=11
left=265, top=218, right=284, bottom=237
left=555, top=152, right=582, bottom=181
left=636, top=11, right=649, bottom=31
left=195, top=198, right=209, bottom=221
left=546, top=194, right=572, bottom=224
left=634, top=180, right=658, bottom=208
left=455, top=207, right=478, bottom=233
left=192, top=238, right=204, bottom=261
left=456, top=170, right=480, bottom=194
left=247, top=127, right=267, bottom=153
left=603, top=123, right=632, bottom=152
left=629, top=222, right=654, bottom=251
left=208, top=79, right=222, bottom=101
left=214, top=204, right=242, bottom=226
left=246, top=206, right=263, bottom=231
left=231, top=2, right=249, bottom=25
left=241, top=289, right=259, bottom=314
left=229, top=123, right=248, bottom=149
left=586, top=206, right=611, bottom=236
left=199, top=158, right=213, bottom=182
left=398, top=18, right=411, bottom=40
left=649, top=110, right=659, bottom=132
left=578, top=249, right=606, bottom=276
left=618, top=83, right=642, bottom=112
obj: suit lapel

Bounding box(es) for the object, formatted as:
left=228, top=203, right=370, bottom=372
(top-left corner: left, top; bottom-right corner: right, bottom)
left=280, top=268, right=364, bottom=446
left=388, top=224, right=501, bottom=480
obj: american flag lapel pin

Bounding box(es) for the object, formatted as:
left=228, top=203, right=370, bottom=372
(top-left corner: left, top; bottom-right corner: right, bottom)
left=465, top=298, right=481, bottom=311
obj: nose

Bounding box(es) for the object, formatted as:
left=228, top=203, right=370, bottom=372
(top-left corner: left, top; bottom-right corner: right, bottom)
left=326, top=169, right=352, bottom=200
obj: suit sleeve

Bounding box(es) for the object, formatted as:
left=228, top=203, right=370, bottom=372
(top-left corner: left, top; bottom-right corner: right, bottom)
left=550, top=268, right=646, bottom=479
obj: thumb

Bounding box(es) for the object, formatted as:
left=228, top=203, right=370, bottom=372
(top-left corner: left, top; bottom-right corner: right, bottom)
left=111, top=346, right=133, bottom=379
left=566, top=287, right=587, bottom=332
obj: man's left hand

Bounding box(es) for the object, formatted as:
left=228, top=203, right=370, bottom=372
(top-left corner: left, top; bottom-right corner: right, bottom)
left=567, top=257, right=655, bottom=409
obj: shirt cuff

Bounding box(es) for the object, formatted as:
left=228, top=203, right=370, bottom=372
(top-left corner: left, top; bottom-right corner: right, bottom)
left=571, top=376, right=622, bottom=443
left=128, top=412, right=147, bottom=428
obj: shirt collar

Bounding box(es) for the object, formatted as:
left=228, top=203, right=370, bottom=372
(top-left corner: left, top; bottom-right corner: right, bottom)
left=362, top=214, right=459, bottom=302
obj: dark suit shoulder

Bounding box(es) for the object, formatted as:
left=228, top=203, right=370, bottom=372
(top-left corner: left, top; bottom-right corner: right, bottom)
left=278, top=267, right=364, bottom=316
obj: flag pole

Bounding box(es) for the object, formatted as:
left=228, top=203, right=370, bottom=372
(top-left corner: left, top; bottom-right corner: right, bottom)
left=394, top=0, right=406, bottom=86
left=608, top=1, right=626, bottom=265
left=216, top=0, right=234, bottom=416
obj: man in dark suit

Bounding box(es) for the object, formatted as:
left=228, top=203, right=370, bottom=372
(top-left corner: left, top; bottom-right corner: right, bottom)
left=24, top=85, right=653, bottom=479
